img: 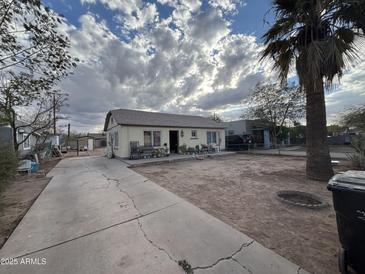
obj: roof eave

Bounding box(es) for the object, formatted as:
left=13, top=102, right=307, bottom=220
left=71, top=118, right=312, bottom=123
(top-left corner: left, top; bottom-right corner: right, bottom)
left=103, top=111, right=112, bottom=132
left=117, top=123, right=225, bottom=129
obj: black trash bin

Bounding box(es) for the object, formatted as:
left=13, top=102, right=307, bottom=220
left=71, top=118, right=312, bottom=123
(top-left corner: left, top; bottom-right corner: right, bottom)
left=328, top=171, right=365, bottom=274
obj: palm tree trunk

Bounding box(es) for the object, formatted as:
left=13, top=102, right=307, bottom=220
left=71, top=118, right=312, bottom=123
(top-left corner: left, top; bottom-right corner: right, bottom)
left=305, top=78, right=333, bottom=181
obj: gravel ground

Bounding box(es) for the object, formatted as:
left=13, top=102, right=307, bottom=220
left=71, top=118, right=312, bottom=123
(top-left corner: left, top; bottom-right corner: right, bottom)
left=132, top=154, right=351, bottom=274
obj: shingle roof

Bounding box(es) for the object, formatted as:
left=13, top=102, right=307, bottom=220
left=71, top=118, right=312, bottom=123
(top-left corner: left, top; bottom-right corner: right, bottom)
left=104, top=109, right=225, bottom=131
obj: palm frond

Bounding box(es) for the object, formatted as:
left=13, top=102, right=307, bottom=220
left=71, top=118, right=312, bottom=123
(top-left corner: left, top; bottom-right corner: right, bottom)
left=262, top=0, right=364, bottom=86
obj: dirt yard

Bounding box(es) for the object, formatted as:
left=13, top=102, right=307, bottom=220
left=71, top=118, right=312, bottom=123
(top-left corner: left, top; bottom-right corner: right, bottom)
left=132, top=154, right=350, bottom=274
left=0, top=158, right=60, bottom=248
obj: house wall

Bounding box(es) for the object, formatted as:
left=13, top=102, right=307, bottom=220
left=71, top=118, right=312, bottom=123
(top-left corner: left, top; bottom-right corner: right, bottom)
left=105, top=121, right=225, bottom=158
left=223, top=120, right=249, bottom=136
left=17, top=132, right=38, bottom=156
left=0, top=125, right=13, bottom=144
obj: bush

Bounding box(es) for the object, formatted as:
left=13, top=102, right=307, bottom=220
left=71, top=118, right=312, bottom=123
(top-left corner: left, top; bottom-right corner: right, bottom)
left=195, top=145, right=200, bottom=152
left=0, top=145, right=18, bottom=192
left=347, top=136, right=365, bottom=169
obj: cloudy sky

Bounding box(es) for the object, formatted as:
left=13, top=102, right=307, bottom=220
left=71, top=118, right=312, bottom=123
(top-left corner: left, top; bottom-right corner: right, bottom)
left=44, top=0, right=365, bottom=133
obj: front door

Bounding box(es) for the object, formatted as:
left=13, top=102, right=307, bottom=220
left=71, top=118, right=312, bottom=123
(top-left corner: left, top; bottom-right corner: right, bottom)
left=169, top=130, right=179, bottom=153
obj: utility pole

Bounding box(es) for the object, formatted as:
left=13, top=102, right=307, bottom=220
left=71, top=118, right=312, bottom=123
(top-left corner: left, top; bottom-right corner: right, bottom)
left=53, top=93, right=56, bottom=135
left=67, top=123, right=70, bottom=147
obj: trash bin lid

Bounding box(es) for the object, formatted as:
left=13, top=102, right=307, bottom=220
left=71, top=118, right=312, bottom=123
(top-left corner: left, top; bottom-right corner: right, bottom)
left=329, top=170, right=365, bottom=191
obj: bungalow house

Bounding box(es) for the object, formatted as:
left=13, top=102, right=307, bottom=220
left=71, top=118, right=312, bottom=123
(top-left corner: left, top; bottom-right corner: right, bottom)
left=103, top=109, right=226, bottom=158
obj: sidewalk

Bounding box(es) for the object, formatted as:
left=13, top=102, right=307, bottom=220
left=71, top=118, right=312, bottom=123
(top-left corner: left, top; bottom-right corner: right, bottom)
left=0, top=157, right=309, bottom=274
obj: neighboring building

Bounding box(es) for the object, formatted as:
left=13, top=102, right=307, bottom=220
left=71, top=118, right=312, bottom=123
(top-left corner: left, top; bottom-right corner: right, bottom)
left=223, top=119, right=271, bottom=148
left=327, top=126, right=362, bottom=145
left=103, top=109, right=226, bottom=158
left=0, top=122, right=40, bottom=156
left=87, top=133, right=107, bottom=148
left=72, top=133, right=107, bottom=151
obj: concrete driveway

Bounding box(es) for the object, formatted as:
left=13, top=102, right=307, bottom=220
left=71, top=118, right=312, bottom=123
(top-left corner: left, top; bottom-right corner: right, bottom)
left=0, top=157, right=308, bottom=274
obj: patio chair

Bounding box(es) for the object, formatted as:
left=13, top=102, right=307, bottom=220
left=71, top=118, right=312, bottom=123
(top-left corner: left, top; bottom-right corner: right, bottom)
left=201, top=144, right=209, bottom=154
left=214, top=138, right=222, bottom=152
left=130, top=141, right=141, bottom=159
left=208, top=144, right=215, bottom=153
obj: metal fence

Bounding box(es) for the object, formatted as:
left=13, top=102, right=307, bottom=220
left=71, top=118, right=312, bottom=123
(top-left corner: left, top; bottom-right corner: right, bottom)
left=225, top=143, right=266, bottom=151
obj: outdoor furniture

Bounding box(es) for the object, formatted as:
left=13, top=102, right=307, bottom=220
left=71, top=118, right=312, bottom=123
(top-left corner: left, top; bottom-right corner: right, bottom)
left=208, top=144, right=216, bottom=153
left=214, top=138, right=222, bottom=152
left=201, top=144, right=209, bottom=153
left=130, top=142, right=169, bottom=160
left=140, top=146, right=155, bottom=158
left=17, top=160, right=32, bottom=174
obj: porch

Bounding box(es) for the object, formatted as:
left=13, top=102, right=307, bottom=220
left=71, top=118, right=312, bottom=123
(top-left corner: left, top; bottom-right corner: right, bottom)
left=121, top=151, right=235, bottom=167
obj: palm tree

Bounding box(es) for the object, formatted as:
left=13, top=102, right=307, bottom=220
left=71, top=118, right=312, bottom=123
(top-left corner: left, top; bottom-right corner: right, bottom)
left=262, top=0, right=365, bottom=181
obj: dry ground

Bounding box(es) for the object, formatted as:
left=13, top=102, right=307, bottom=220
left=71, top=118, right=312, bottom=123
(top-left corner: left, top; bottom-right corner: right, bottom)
left=132, top=154, right=351, bottom=274
left=0, top=158, right=60, bottom=248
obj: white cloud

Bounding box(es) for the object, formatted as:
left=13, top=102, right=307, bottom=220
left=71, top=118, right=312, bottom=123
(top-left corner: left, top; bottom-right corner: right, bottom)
left=209, top=0, right=245, bottom=13
left=60, top=0, right=364, bottom=132
left=59, top=1, right=269, bottom=131
left=325, top=50, right=365, bottom=124
left=100, top=0, right=142, bottom=13
left=114, top=2, right=159, bottom=30
left=80, top=0, right=96, bottom=4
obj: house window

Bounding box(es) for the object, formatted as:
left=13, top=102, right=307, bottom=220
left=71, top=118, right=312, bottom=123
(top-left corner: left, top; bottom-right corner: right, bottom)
left=207, top=131, right=217, bottom=144
left=153, top=131, right=161, bottom=146
left=144, top=131, right=152, bottom=147
left=113, top=131, right=118, bottom=148
left=144, top=131, right=161, bottom=147
left=23, top=134, right=30, bottom=150
left=191, top=130, right=197, bottom=138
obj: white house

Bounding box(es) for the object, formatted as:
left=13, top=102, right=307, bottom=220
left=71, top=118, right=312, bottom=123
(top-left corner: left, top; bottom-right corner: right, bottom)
left=103, top=109, right=226, bottom=158
left=0, top=122, right=40, bottom=156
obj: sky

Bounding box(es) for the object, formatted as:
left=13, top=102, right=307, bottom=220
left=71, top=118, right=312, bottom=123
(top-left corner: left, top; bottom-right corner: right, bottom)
left=43, top=0, right=365, bottom=133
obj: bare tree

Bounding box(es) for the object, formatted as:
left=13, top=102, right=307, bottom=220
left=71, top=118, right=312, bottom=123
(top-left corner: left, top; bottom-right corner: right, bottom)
left=0, top=0, right=77, bottom=76
left=242, top=83, right=305, bottom=147
left=210, top=112, right=222, bottom=122
left=0, top=0, right=77, bottom=151
left=6, top=89, right=67, bottom=151
left=340, top=104, right=365, bottom=132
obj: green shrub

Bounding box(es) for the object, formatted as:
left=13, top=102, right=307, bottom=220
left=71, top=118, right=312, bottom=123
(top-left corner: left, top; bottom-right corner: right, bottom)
left=347, top=136, right=365, bottom=169
left=0, top=144, right=18, bottom=192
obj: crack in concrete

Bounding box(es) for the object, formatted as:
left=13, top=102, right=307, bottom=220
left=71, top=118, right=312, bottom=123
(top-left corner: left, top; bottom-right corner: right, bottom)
left=192, top=240, right=254, bottom=272
left=231, top=257, right=253, bottom=274
left=101, top=173, right=181, bottom=266
left=137, top=217, right=179, bottom=264
left=12, top=204, right=174, bottom=259
left=91, top=161, right=257, bottom=274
